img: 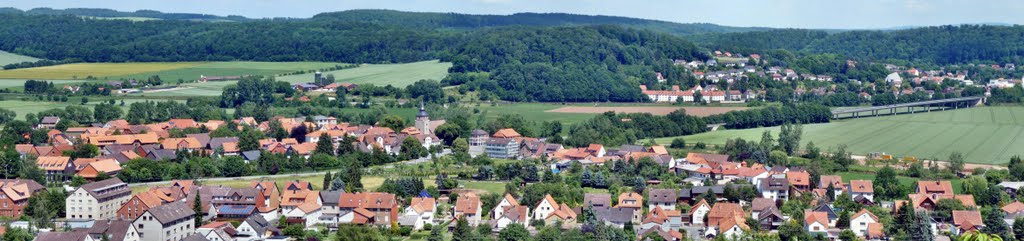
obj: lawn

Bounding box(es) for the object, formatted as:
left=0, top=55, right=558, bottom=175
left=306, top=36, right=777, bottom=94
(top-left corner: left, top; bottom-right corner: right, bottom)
left=276, top=60, right=451, bottom=87
left=655, top=106, right=1024, bottom=165
left=0, top=51, right=41, bottom=66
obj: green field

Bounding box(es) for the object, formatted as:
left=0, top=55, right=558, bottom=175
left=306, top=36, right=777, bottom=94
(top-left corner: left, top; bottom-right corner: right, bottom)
left=124, top=60, right=451, bottom=96
left=0, top=62, right=204, bottom=79
left=0, top=61, right=345, bottom=81
left=657, top=106, right=1024, bottom=165
left=0, top=51, right=41, bottom=66
left=114, top=61, right=347, bottom=82
left=0, top=79, right=87, bottom=90
left=0, top=98, right=177, bottom=119
left=475, top=103, right=598, bottom=127
left=84, top=16, right=161, bottom=22
left=277, top=60, right=451, bottom=87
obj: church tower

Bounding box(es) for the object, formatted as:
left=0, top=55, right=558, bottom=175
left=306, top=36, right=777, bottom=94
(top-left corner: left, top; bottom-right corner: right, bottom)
left=416, top=102, right=431, bottom=135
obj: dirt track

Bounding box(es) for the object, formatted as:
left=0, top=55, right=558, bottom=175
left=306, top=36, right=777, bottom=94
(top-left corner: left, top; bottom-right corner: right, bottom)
left=546, top=106, right=747, bottom=116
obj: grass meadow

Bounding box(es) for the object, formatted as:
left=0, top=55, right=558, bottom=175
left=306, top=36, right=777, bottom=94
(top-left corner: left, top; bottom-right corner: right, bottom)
left=0, top=51, right=41, bottom=66
left=0, top=98, right=179, bottom=119
left=276, top=60, right=451, bottom=87
left=656, top=106, right=1024, bottom=165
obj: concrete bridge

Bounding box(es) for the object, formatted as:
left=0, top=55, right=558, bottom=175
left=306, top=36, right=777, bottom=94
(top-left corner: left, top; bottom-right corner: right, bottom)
left=831, top=96, right=985, bottom=119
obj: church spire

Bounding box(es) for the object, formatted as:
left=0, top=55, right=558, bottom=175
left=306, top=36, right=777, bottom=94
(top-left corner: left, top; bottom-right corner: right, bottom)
left=417, top=102, right=428, bottom=118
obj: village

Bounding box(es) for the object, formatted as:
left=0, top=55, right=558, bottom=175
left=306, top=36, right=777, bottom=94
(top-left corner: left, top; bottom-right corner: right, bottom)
left=1, top=97, right=1016, bottom=241
left=643, top=51, right=1024, bottom=104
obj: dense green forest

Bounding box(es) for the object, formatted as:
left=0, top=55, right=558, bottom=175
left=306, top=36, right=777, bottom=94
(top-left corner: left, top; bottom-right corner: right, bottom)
left=0, top=11, right=708, bottom=102
left=0, top=7, right=249, bottom=21
left=689, top=29, right=829, bottom=54
left=313, top=9, right=766, bottom=35
left=4, top=9, right=1024, bottom=102
left=692, top=25, right=1024, bottom=65
left=449, top=26, right=708, bottom=102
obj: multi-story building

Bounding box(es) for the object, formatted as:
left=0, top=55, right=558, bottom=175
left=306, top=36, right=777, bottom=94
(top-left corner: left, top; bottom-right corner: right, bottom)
left=132, top=201, right=195, bottom=241
left=0, top=179, right=44, bottom=217
left=116, top=187, right=184, bottom=221
left=485, top=138, right=518, bottom=159
left=67, top=178, right=132, bottom=220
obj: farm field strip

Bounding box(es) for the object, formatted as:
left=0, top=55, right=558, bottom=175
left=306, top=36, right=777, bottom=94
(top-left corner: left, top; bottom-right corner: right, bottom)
left=276, top=60, right=451, bottom=87
left=0, top=79, right=87, bottom=89
left=657, top=107, right=1024, bottom=164
left=0, top=62, right=204, bottom=79
left=112, top=61, right=347, bottom=82
left=545, top=106, right=747, bottom=116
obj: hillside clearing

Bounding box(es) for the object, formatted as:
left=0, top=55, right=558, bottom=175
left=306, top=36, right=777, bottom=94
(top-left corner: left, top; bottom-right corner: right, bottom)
left=276, top=60, right=451, bottom=87
left=0, top=51, right=41, bottom=66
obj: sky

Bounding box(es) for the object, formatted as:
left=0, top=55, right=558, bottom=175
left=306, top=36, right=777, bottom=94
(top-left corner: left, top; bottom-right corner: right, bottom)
left=3, top=0, right=1024, bottom=29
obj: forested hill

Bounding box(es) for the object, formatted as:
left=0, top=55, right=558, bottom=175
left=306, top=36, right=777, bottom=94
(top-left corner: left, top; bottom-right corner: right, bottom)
left=312, top=9, right=767, bottom=35
left=0, top=11, right=707, bottom=102
left=691, top=25, right=1024, bottom=65
left=0, top=7, right=249, bottom=22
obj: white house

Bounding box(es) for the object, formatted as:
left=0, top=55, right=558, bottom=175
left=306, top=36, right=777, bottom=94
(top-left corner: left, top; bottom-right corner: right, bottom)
left=66, top=178, right=132, bottom=220
left=851, top=209, right=879, bottom=237
left=849, top=180, right=875, bottom=203
left=688, top=199, right=711, bottom=225
left=647, top=189, right=677, bottom=211
left=492, top=193, right=519, bottom=220
left=759, top=176, right=790, bottom=201
left=886, top=72, right=903, bottom=84
left=235, top=215, right=276, bottom=241
left=282, top=204, right=322, bottom=227
left=804, top=211, right=829, bottom=233
left=132, top=201, right=195, bottom=241
left=399, top=197, right=435, bottom=230
left=492, top=205, right=529, bottom=232
left=454, top=193, right=483, bottom=226
left=532, top=194, right=559, bottom=221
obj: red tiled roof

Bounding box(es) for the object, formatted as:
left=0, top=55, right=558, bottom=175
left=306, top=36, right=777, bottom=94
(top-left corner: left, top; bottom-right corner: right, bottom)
left=850, top=180, right=874, bottom=193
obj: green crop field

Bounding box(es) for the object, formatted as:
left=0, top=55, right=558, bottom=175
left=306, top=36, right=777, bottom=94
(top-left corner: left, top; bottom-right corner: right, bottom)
left=125, top=61, right=451, bottom=97
left=475, top=102, right=598, bottom=127
left=114, top=61, right=347, bottom=82
left=0, top=61, right=344, bottom=81
left=0, top=51, right=41, bottom=66
left=656, top=106, right=1024, bottom=165
left=0, top=98, right=178, bottom=119
left=277, top=60, right=451, bottom=87
left=0, top=62, right=204, bottom=79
